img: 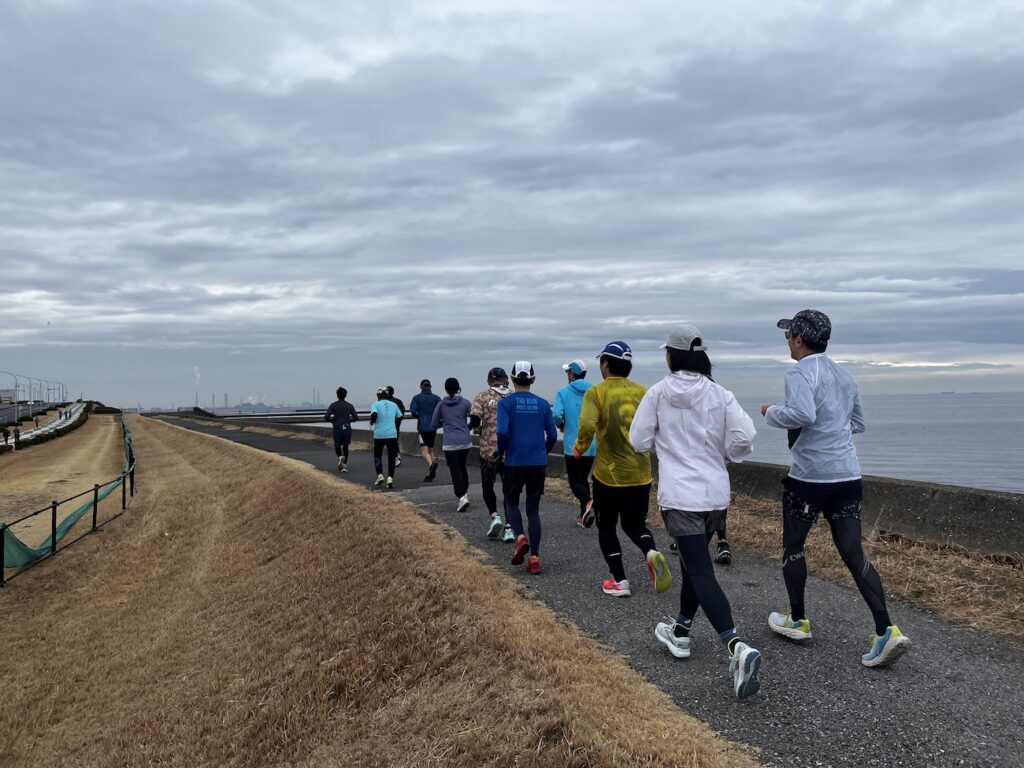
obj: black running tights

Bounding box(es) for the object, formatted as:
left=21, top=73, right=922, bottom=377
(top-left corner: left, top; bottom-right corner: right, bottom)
left=593, top=480, right=655, bottom=582
left=373, top=438, right=398, bottom=478
left=783, top=512, right=891, bottom=635
left=675, top=533, right=736, bottom=636
left=445, top=448, right=470, bottom=498
left=479, top=457, right=505, bottom=515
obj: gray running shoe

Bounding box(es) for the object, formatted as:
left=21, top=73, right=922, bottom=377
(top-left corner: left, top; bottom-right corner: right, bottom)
left=729, top=642, right=762, bottom=700
left=654, top=619, right=691, bottom=659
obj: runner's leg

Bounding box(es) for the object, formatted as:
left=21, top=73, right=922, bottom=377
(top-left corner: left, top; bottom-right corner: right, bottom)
left=827, top=514, right=892, bottom=635
left=618, top=483, right=656, bottom=556
left=782, top=490, right=816, bottom=621
left=594, top=479, right=626, bottom=582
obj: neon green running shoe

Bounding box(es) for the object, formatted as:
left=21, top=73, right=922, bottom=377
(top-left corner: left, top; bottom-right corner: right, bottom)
left=862, top=625, right=911, bottom=667
left=768, top=611, right=812, bottom=640
left=646, top=550, right=673, bottom=594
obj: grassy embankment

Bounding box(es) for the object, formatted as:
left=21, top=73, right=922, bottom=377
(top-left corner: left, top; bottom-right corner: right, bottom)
left=0, top=416, right=760, bottom=768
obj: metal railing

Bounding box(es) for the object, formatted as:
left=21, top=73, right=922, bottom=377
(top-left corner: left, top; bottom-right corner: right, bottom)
left=1, top=417, right=137, bottom=586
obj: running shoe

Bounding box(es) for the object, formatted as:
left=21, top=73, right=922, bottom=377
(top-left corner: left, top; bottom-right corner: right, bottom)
left=511, top=535, right=530, bottom=565
left=374, top=474, right=385, bottom=488
left=526, top=555, right=542, bottom=574
left=715, top=540, right=732, bottom=565
left=602, top=578, right=631, bottom=597
left=487, top=515, right=504, bottom=539
left=768, top=612, right=812, bottom=641
left=427, top=461, right=438, bottom=481
left=669, top=541, right=678, bottom=552
left=386, top=477, right=394, bottom=489
left=729, top=641, right=762, bottom=699
left=581, top=499, right=595, bottom=528
left=341, top=465, right=349, bottom=473
left=862, top=625, right=911, bottom=668
left=502, top=525, right=515, bottom=543
left=423, top=472, right=432, bottom=482
left=456, top=495, right=470, bottom=513
left=337, top=457, right=345, bottom=470
left=575, top=514, right=585, bottom=528
left=654, top=619, right=691, bottom=659
left=396, top=455, right=402, bottom=466
left=646, top=550, right=673, bottom=594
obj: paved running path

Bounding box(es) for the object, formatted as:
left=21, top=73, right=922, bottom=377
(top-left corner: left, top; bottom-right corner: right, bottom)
left=157, top=418, right=1024, bottom=768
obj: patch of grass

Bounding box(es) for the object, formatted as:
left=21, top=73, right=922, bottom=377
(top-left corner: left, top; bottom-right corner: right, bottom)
left=0, top=417, right=761, bottom=768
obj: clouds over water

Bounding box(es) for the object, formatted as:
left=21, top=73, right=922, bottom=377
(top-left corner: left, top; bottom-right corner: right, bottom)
left=2, top=1, right=1022, bottom=405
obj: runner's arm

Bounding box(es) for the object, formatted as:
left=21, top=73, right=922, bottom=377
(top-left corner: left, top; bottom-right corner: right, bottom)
left=851, top=390, right=866, bottom=434
left=724, top=392, right=756, bottom=462
left=628, top=388, right=657, bottom=454
left=496, top=399, right=510, bottom=456
left=544, top=402, right=558, bottom=454
left=552, top=390, right=565, bottom=430
left=764, top=368, right=816, bottom=429
left=574, top=387, right=599, bottom=455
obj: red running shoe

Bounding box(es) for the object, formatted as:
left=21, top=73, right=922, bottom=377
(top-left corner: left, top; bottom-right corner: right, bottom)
left=511, top=535, right=530, bottom=565
left=602, top=578, right=631, bottom=597
left=526, top=555, right=542, bottom=574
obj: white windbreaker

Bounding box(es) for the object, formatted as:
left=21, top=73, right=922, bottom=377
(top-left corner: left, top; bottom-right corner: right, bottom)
left=629, top=371, right=756, bottom=511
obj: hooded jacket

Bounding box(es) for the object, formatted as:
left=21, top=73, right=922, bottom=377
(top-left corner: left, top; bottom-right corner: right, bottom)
left=553, top=379, right=596, bottom=457
left=431, top=395, right=473, bottom=450
left=629, top=371, right=755, bottom=511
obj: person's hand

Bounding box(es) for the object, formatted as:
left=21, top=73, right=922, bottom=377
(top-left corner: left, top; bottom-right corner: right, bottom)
left=760, top=404, right=772, bottom=416
left=572, top=445, right=582, bottom=459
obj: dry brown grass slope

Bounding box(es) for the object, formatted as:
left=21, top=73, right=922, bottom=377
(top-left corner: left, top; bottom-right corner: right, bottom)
left=0, top=416, right=761, bottom=768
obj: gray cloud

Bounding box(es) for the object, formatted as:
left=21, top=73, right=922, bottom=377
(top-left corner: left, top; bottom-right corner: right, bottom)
left=1, top=0, right=1022, bottom=407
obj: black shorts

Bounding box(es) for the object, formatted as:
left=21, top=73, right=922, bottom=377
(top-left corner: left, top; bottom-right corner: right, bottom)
left=418, top=431, right=437, bottom=448
left=782, top=478, right=862, bottom=523
left=503, top=465, right=546, bottom=499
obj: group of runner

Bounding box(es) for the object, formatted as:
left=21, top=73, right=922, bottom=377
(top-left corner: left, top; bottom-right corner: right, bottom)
left=323, top=309, right=912, bottom=700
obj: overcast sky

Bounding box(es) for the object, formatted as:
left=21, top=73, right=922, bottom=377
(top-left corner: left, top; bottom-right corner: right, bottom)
left=2, top=0, right=1023, bottom=409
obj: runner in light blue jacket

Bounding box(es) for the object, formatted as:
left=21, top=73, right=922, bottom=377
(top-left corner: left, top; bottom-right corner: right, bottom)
left=553, top=359, right=597, bottom=527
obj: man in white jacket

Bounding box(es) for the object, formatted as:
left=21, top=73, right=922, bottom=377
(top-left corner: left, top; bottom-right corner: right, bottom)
left=629, top=324, right=762, bottom=701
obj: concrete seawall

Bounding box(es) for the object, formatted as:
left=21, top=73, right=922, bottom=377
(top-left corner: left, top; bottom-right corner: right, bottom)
left=183, top=417, right=1024, bottom=557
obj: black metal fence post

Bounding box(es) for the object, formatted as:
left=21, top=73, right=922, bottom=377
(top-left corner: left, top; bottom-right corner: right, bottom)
left=121, top=476, right=126, bottom=510
left=92, top=484, right=100, bottom=530
left=1, top=523, right=6, bottom=587
left=50, top=501, right=58, bottom=555
left=130, top=466, right=135, bottom=497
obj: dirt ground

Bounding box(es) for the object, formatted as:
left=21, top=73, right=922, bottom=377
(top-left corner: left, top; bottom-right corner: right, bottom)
left=1, top=414, right=127, bottom=549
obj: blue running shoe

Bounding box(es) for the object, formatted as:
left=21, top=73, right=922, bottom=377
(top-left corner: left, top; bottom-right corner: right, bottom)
left=862, top=625, right=911, bottom=668
left=729, top=641, right=762, bottom=700
left=487, top=515, right=504, bottom=539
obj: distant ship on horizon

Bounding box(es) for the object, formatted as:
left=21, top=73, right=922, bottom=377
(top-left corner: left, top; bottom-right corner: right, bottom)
left=940, top=391, right=955, bottom=395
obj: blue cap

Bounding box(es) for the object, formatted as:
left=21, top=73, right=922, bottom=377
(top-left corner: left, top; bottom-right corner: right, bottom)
left=596, top=341, right=632, bottom=361
left=562, top=359, right=587, bottom=375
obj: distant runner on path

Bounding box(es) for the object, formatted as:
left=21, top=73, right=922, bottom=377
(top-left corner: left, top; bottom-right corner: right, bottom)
left=409, top=379, right=442, bottom=482
left=431, top=378, right=474, bottom=513
left=574, top=341, right=671, bottom=599
left=384, top=386, right=405, bottom=468
left=470, top=367, right=514, bottom=542
left=553, top=358, right=596, bottom=528
left=630, top=324, right=761, bottom=700
left=324, top=387, right=359, bottom=471
left=497, top=361, right=558, bottom=575
left=761, top=309, right=911, bottom=668
left=369, top=388, right=401, bottom=489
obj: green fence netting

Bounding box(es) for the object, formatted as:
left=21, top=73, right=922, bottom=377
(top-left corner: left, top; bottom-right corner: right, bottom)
left=2, top=416, right=134, bottom=569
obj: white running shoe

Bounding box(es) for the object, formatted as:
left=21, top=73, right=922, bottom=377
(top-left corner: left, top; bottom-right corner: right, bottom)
left=374, top=474, right=385, bottom=488
left=768, top=611, right=812, bottom=641
left=654, top=619, right=691, bottom=659
left=501, top=525, right=515, bottom=542
left=456, top=495, right=470, bottom=512
left=729, top=641, right=762, bottom=700
left=337, top=457, right=344, bottom=469
left=487, top=515, right=504, bottom=538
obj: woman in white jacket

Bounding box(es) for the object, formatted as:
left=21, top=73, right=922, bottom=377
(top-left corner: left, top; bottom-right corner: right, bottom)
left=629, top=324, right=762, bottom=700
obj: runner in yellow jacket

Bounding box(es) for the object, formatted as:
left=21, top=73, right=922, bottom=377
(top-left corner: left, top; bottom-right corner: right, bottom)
left=575, top=340, right=671, bottom=598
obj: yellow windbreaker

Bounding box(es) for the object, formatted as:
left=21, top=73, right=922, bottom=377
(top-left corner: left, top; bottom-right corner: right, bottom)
left=574, top=376, right=652, bottom=487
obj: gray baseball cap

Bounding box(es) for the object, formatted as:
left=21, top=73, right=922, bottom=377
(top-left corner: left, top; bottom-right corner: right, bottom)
left=660, top=324, right=707, bottom=352
left=777, top=309, right=832, bottom=344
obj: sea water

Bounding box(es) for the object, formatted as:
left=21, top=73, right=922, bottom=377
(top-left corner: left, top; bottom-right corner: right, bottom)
left=737, top=392, right=1024, bottom=494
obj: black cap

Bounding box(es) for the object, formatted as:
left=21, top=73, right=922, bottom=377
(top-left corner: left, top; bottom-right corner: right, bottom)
left=777, top=309, right=832, bottom=344
left=487, top=367, right=507, bottom=381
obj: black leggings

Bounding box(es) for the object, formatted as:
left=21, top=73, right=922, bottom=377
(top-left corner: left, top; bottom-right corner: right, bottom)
left=564, top=455, right=594, bottom=514
left=676, top=532, right=736, bottom=637
left=445, top=448, right=470, bottom=498
left=479, top=457, right=505, bottom=515
left=782, top=490, right=891, bottom=635
left=593, top=479, right=655, bottom=582
left=373, top=438, right=398, bottom=477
